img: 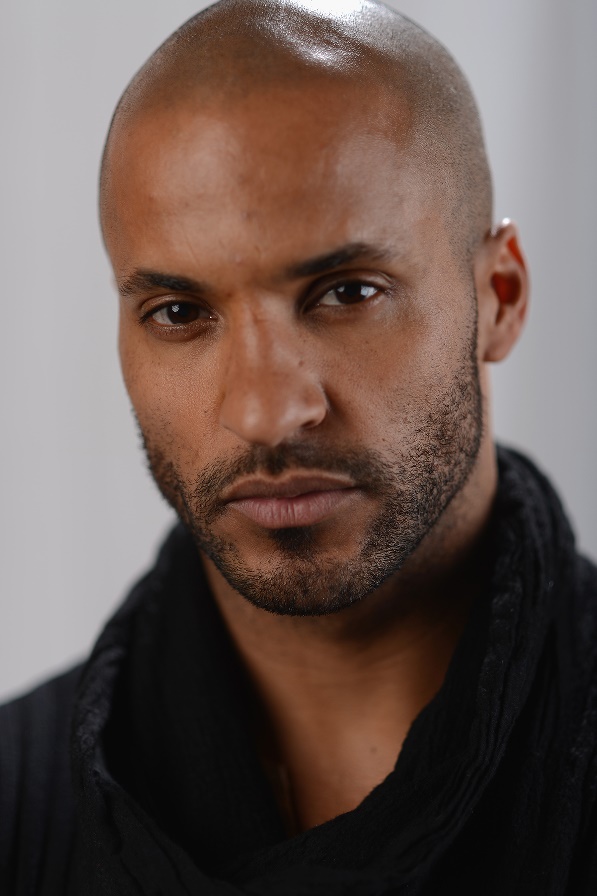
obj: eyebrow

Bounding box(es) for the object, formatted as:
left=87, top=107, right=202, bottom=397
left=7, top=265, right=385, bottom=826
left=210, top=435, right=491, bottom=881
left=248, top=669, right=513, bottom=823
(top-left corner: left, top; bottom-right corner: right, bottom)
left=284, top=242, right=396, bottom=279
left=117, top=242, right=396, bottom=298
left=118, top=270, right=208, bottom=298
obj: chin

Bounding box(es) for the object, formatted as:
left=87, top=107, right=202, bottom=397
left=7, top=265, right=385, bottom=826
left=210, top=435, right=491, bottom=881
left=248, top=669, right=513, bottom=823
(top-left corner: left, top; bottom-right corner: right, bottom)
left=202, top=531, right=403, bottom=618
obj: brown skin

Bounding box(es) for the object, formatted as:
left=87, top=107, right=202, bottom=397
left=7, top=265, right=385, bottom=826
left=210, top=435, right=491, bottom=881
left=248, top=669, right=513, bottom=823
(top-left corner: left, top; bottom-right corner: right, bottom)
left=103, top=79, right=528, bottom=831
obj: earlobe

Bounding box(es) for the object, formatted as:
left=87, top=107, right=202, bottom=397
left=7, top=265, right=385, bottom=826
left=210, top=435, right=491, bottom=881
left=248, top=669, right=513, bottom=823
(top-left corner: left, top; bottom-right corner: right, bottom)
left=477, top=219, right=529, bottom=363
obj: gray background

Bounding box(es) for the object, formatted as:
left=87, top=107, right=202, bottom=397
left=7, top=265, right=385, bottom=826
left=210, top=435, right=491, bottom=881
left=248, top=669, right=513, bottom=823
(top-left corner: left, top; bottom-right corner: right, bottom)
left=1, top=0, right=595, bottom=700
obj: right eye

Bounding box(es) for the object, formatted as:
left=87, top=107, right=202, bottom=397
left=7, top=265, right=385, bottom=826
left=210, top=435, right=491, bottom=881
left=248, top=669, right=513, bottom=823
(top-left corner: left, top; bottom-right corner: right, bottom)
left=150, top=302, right=211, bottom=326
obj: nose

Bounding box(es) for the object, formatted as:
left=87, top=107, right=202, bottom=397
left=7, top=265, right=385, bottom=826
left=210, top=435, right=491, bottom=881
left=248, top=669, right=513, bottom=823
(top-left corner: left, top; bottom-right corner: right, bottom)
left=219, top=309, right=328, bottom=447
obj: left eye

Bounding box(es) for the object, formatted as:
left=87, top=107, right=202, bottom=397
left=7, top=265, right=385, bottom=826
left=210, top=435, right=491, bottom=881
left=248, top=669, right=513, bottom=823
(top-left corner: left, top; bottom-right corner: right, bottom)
left=316, top=283, right=379, bottom=307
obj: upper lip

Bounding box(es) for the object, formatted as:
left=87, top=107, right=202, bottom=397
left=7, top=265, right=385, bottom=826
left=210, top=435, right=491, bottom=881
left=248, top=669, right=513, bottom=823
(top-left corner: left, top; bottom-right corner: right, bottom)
left=222, top=473, right=357, bottom=502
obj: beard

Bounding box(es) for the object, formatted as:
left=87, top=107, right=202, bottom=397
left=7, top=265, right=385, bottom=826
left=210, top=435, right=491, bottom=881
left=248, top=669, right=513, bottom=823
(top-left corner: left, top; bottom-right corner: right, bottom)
left=139, top=312, right=483, bottom=617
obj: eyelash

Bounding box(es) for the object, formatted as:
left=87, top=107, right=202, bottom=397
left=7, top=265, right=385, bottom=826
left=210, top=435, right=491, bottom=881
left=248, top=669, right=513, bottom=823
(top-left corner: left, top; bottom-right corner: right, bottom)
left=139, top=278, right=388, bottom=331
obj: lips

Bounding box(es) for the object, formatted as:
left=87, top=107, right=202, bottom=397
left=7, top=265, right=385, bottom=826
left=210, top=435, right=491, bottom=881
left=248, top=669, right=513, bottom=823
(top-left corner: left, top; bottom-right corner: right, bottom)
left=222, top=474, right=358, bottom=529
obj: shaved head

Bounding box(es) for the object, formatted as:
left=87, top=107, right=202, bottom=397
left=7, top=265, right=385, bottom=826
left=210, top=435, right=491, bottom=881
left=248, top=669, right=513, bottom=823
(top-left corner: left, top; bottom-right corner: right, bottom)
left=100, top=0, right=492, bottom=264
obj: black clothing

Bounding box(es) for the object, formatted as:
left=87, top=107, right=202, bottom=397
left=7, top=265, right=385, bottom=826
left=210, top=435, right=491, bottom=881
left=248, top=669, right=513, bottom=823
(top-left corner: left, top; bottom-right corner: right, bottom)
left=1, top=448, right=596, bottom=895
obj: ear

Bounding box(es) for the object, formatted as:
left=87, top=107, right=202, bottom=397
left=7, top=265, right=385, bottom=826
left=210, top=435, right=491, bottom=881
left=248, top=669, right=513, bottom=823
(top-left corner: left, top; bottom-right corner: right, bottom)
left=475, top=219, right=529, bottom=363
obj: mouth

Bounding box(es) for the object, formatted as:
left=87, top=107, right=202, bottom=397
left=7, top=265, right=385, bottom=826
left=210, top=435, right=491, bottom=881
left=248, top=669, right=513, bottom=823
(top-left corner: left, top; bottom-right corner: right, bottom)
left=222, top=473, right=359, bottom=529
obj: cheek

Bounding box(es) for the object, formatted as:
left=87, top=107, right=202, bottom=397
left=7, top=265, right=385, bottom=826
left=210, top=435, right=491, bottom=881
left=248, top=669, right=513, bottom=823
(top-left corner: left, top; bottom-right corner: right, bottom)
left=333, top=316, right=459, bottom=420
left=366, top=328, right=477, bottom=454
left=119, top=325, right=221, bottom=466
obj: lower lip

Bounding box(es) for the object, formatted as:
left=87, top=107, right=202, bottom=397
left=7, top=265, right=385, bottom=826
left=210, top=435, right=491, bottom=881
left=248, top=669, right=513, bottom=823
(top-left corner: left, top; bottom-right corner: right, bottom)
left=227, top=488, right=358, bottom=529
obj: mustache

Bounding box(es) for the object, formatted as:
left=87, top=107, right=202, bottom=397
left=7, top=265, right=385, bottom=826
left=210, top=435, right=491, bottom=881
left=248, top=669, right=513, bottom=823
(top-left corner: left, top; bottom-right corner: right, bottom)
left=186, top=441, right=392, bottom=520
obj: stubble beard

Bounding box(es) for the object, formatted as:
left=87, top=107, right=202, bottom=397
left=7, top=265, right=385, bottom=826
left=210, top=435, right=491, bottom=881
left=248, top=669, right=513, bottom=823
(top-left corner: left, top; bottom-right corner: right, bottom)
left=139, top=313, right=483, bottom=617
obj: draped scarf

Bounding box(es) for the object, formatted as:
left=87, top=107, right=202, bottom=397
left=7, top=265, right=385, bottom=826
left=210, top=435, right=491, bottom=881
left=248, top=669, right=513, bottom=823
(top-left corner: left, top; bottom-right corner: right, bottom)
left=69, top=448, right=597, bottom=895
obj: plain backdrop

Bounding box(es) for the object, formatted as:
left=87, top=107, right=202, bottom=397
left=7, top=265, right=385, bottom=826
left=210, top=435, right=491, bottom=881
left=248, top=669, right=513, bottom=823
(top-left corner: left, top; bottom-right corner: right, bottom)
left=1, top=0, right=596, bottom=700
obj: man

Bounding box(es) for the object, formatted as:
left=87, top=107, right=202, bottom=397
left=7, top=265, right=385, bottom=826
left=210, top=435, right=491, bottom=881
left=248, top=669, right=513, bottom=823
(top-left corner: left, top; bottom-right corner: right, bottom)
left=1, top=0, right=596, bottom=893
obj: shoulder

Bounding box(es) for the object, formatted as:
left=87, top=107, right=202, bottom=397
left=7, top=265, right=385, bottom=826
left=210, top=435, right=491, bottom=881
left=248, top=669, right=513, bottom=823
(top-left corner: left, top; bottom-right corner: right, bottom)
left=0, top=662, right=83, bottom=733
left=0, top=664, right=83, bottom=892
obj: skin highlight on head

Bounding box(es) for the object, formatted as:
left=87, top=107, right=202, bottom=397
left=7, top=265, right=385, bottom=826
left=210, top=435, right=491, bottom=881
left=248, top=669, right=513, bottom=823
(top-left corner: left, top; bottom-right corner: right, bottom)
left=101, top=0, right=492, bottom=267
left=100, top=0, right=528, bottom=831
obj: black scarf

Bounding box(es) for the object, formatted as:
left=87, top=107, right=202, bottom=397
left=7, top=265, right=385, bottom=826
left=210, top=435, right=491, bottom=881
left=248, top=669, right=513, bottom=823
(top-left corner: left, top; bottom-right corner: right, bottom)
left=69, top=448, right=597, bottom=894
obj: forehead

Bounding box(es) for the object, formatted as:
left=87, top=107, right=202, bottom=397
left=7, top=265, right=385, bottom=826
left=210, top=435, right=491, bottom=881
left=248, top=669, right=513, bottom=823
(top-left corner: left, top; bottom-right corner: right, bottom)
left=102, top=77, right=438, bottom=274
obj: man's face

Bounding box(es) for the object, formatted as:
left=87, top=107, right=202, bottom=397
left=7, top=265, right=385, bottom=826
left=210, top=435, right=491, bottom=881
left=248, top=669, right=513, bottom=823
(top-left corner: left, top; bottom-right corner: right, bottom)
left=104, top=80, right=483, bottom=615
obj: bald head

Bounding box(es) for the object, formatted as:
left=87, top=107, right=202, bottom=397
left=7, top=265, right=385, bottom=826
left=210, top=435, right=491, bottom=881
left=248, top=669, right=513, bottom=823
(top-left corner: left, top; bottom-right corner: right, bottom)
left=101, top=0, right=492, bottom=264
